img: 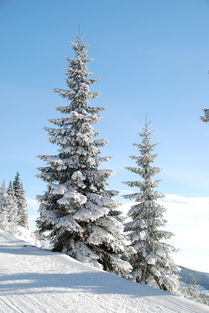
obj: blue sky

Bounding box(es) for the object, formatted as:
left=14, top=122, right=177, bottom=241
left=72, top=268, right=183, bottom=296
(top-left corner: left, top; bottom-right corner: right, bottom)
left=1, top=0, right=209, bottom=198
left=1, top=1, right=209, bottom=269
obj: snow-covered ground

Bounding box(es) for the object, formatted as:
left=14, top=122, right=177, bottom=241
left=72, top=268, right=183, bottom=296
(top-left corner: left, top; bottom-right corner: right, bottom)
left=0, top=232, right=208, bottom=313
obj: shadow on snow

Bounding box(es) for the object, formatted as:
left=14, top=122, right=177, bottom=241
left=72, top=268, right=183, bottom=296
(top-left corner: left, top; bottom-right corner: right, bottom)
left=0, top=238, right=171, bottom=298
left=0, top=271, right=171, bottom=298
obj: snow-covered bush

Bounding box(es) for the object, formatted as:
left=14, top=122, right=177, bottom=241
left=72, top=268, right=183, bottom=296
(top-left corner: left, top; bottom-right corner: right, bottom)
left=178, top=281, right=209, bottom=306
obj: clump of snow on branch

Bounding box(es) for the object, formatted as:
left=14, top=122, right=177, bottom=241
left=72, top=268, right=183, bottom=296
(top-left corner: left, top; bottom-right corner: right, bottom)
left=200, top=109, right=209, bottom=123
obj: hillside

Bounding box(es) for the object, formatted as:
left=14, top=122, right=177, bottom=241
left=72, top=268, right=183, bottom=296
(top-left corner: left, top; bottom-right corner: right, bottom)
left=0, top=232, right=208, bottom=313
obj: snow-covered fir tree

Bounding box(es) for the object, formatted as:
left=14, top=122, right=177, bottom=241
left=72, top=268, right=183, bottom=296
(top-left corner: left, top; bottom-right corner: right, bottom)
left=13, top=172, right=28, bottom=228
left=7, top=181, right=19, bottom=229
left=0, top=182, right=18, bottom=232
left=123, top=122, right=179, bottom=292
left=37, top=34, right=131, bottom=276
left=200, top=109, right=209, bottom=122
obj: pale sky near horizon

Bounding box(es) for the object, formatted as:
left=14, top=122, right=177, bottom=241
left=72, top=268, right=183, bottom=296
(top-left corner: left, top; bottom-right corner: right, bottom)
left=0, top=0, right=209, bottom=272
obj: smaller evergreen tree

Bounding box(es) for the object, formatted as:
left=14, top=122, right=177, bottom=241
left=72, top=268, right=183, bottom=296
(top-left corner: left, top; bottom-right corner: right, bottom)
left=13, top=172, right=28, bottom=228
left=7, top=181, right=19, bottom=230
left=123, top=122, right=179, bottom=292
left=7, top=181, right=15, bottom=196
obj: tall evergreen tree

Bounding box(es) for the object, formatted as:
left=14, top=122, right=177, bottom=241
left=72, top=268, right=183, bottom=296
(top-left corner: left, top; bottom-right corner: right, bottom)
left=13, top=172, right=28, bottom=228
left=37, top=34, right=131, bottom=275
left=123, top=122, right=178, bottom=292
left=200, top=109, right=209, bottom=122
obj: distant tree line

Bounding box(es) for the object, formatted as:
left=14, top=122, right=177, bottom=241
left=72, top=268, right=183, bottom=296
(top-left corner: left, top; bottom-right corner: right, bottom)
left=0, top=172, right=28, bottom=232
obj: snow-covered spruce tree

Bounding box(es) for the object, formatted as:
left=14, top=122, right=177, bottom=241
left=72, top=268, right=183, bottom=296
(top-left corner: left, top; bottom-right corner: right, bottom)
left=7, top=181, right=19, bottom=230
left=123, top=122, right=179, bottom=292
left=0, top=182, right=18, bottom=232
left=200, top=109, right=209, bottom=122
left=13, top=172, right=28, bottom=228
left=36, top=34, right=131, bottom=276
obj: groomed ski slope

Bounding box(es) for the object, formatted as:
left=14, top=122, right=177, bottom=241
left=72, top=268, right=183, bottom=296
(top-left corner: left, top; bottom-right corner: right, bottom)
left=0, top=232, right=208, bottom=313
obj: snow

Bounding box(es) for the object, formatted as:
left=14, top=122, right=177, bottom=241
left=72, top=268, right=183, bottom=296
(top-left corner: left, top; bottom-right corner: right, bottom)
left=0, top=231, right=208, bottom=313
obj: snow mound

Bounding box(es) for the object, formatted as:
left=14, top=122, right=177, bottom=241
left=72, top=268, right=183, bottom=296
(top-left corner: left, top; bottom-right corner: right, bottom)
left=0, top=232, right=208, bottom=313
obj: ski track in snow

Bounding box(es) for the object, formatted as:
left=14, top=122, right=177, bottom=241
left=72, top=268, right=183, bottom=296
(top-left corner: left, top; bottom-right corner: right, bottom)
left=0, top=232, right=208, bottom=313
